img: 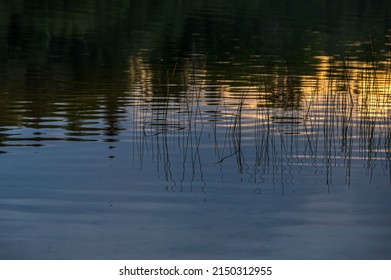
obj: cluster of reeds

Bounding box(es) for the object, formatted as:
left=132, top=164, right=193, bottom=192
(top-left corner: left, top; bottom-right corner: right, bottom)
left=131, top=46, right=391, bottom=192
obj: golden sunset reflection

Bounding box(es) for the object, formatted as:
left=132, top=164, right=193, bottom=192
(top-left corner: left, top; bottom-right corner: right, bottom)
left=129, top=54, right=155, bottom=101
left=126, top=51, right=391, bottom=129
left=224, top=55, right=391, bottom=121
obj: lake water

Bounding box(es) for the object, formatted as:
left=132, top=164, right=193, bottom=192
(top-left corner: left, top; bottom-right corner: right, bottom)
left=1, top=0, right=391, bottom=259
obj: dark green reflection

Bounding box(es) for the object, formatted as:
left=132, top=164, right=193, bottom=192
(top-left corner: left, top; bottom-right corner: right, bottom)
left=1, top=0, right=390, bottom=62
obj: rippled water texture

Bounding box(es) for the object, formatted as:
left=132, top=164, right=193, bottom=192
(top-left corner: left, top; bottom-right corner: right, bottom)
left=1, top=0, right=391, bottom=259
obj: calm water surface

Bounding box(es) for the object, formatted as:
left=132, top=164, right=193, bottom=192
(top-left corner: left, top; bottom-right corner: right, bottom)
left=1, top=0, right=391, bottom=259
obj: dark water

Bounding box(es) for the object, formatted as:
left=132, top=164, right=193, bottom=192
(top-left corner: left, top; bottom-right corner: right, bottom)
left=1, top=0, right=391, bottom=259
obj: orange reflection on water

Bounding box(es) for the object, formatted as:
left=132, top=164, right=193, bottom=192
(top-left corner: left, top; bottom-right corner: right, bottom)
left=301, top=55, right=391, bottom=119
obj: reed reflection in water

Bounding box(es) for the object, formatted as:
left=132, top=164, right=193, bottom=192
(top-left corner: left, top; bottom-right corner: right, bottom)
left=131, top=52, right=391, bottom=193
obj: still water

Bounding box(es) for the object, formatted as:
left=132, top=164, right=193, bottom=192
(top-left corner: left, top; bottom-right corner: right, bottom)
left=1, top=0, right=391, bottom=259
